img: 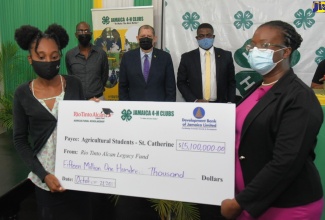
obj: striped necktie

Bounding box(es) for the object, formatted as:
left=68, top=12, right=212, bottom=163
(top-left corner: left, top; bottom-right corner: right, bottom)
left=143, top=54, right=150, bottom=82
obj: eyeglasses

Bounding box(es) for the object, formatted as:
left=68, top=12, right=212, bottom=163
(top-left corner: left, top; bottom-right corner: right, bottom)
left=246, top=42, right=286, bottom=52
left=139, top=35, right=153, bottom=39
left=76, top=29, right=91, bottom=34
left=196, top=33, right=214, bottom=40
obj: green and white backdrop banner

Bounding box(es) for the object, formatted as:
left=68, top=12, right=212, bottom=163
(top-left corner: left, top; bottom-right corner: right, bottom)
left=163, top=0, right=325, bottom=100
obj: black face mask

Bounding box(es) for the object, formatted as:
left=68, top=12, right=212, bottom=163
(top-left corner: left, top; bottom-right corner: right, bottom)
left=139, top=37, right=153, bottom=50
left=78, top=34, right=92, bottom=47
left=32, top=60, right=60, bottom=80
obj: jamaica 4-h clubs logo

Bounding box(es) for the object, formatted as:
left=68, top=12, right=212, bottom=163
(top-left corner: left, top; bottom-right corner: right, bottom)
left=121, top=109, right=132, bottom=122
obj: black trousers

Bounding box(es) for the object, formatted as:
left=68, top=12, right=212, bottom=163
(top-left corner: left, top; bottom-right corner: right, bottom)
left=114, top=196, right=226, bottom=220
left=115, top=196, right=160, bottom=220
left=196, top=204, right=227, bottom=220
left=34, top=186, right=92, bottom=220
left=90, top=193, right=115, bottom=220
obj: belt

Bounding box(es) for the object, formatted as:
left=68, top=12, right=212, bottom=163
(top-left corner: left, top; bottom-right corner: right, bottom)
left=86, top=93, right=103, bottom=100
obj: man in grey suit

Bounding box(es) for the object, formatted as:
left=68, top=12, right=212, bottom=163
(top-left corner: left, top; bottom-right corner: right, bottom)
left=119, top=25, right=176, bottom=102
left=177, top=23, right=236, bottom=103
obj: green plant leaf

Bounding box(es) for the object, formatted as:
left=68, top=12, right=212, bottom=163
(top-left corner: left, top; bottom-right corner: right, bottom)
left=0, top=42, right=22, bottom=82
left=0, top=94, right=13, bottom=131
left=148, top=199, right=173, bottom=219
left=0, top=41, right=23, bottom=131
left=148, top=199, right=199, bottom=220
left=173, top=202, right=200, bottom=220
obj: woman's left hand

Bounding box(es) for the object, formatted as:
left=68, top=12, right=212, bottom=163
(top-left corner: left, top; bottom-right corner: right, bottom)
left=44, top=174, right=65, bottom=193
left=221, top=198, right=242, bottom=219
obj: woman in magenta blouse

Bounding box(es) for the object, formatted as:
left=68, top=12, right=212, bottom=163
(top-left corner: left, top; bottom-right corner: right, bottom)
left=221, top=20, right=324, bottom=220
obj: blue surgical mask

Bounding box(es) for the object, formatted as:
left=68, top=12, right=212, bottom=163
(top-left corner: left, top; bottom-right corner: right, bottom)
left=197, top=38, right=214, bottom=50
left=248, top=47, right=285, bottom=75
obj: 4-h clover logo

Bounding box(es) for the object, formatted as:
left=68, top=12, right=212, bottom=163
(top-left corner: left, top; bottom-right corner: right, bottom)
left=315, top=47, right=325, bottom=64
left=234, top=11, right=253, bottom=31
left=293, top=9, right=315, bottom=30
left=121, top=109, right=132, bottom=122
left=102, top=16, right=110, bottom=25
left=182, top=12, right=200, bottom=31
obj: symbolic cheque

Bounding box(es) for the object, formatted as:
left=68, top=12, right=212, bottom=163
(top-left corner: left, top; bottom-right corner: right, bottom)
left=55, top=101, right=235, bottom=205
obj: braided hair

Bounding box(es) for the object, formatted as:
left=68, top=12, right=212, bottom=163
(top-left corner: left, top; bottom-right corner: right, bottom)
left=14, top=24, right=69, bottom=55
left=260, top=20, right=303, bottom=53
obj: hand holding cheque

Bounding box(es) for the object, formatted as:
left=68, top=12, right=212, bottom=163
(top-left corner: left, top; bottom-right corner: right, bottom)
left=55, top=101, right=235, bottom=205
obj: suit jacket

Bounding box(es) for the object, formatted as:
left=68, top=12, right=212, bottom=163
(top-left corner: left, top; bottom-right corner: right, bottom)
left=177, top=47, right=236, bottom=102
left=235, top=69, right=323, bottom=217
left=119, top=48, right=176, bottom=101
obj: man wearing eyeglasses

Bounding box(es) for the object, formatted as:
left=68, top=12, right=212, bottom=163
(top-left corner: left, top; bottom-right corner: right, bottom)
left=177, top=23, right=236, bottom=104
left=66, top=21, right=108, bottom=100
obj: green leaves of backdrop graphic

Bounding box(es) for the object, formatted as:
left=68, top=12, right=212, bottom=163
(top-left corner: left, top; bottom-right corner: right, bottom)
left=182, top=12, right=200, bottom=31
left=234, top=11, right=253, bottom=31
left=294, top=9, right=315, bottom=30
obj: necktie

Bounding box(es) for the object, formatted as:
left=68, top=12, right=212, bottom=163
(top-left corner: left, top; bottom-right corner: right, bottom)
left=204, top=51, right=211, bottom=101
left=143, top=54, right=150, bottom=82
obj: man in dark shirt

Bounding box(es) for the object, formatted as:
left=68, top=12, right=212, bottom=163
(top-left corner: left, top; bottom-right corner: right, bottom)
left=66, top=21, right=109, bottom=100
left=311, top=59, right=325, bottom=89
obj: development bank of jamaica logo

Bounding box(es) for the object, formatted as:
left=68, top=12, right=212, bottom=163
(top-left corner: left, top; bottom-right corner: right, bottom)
left=121, top=109, right=132, bottom=122
left=234, top=39, right=301, bottom=97
left=233, top=11, right=253, bottom=31
left=102, top=16, right=110, bottom=25
left=182, top=12, right=200, bottom=31
left=193, top=107, right=205, bottom=119
left=182, top=107, right=216, bottom=130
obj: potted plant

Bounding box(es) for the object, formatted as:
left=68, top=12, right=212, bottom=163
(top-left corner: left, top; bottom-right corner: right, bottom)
left=110, top=195, right=200, bottom=220
left=0, top=41, right=21, bottom=132
left=149, top=199, right=200, bottom=220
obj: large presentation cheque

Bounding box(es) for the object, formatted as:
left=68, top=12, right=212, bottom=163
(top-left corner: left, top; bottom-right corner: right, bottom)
left=55, top=101, right=235, bottom=205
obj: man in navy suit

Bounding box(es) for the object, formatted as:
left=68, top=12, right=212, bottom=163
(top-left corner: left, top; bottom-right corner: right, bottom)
left=119, top=25, right=176, bottom=101
left=116, top=24, right=175, bottom=220
left=177, top=23, right=236, bottom=103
